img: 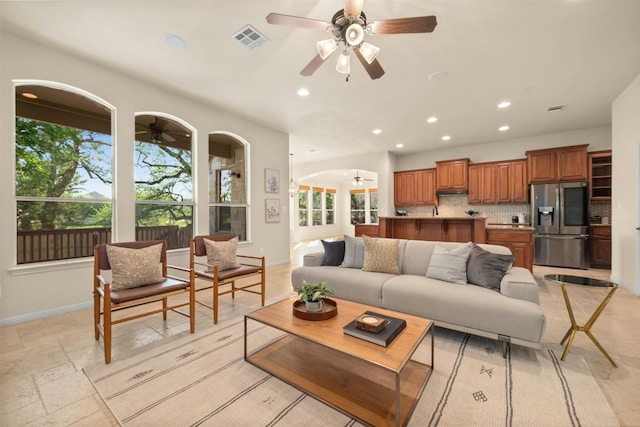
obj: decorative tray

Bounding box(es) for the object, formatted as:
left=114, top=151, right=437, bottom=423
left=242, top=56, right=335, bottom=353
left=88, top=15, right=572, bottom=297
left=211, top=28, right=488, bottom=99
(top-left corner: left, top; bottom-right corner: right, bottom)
left=292, top=299, right=338, bottom=321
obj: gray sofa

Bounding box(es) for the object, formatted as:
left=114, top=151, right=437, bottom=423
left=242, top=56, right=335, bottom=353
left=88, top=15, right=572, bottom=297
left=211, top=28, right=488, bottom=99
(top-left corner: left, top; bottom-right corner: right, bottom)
left=291, top=238, right=546, bottom=351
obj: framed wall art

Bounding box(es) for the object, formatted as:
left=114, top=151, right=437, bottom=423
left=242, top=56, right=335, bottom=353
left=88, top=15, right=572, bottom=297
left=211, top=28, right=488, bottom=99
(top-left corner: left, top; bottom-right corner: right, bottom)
left=265, top=198, right=280, bottom=223
left=265, top=168, right=280, bottom=193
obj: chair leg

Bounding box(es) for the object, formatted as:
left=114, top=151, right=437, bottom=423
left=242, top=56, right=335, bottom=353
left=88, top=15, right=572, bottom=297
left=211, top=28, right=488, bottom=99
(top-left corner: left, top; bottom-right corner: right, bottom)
left=189, top=284, right=195, bottom=334
left=213, top=278, right=219, bottom=324
left=163, top=297, right=168, bottom=320
left=104, top=297, right=112, bottom=364
left=260, top=263, right=266, bottom=306
left=93, top=291, right=100, bottom=340
left=231, top=280, right=236, bottom=299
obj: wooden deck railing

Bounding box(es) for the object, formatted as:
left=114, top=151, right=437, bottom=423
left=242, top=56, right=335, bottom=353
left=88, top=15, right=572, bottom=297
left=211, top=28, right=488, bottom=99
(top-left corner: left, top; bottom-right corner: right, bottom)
left=16, top=225, right=193, bottom=264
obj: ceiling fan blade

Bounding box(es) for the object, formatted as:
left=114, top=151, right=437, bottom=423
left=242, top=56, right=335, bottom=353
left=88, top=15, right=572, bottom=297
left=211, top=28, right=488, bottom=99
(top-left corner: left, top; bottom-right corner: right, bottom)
left=344, top=0, right=364, bottom=19
left=368, top=16, right=437, bottom=34
left=266, top=13, right=332, bottom=31
left=162, top=133, right=176, bottom=143
left=300, top=54, right=327, bottom=77
left=353, top=46, right=385, bottom=80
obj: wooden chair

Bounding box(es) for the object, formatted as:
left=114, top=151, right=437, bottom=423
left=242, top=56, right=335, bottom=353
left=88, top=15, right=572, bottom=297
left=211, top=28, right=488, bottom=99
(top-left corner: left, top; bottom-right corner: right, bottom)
left=189, top=234, right=265, bottom=324
left=93, top=240, right=195, bottom=364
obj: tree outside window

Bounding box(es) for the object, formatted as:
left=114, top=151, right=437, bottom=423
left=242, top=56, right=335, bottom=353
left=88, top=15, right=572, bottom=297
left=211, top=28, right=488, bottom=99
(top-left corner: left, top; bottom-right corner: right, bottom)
left=298, top=186, right=309, bottom=226
left=350, top=190, right=365, bottom=225
left=369, top=189, right=378, bottom=224
left=312, top=187, right=323, bottom=226
left=325, top=190, right=335, bottom=225
left=15, top=86, right=113, bottom=264
left=134, top=115, right=193, bottom=249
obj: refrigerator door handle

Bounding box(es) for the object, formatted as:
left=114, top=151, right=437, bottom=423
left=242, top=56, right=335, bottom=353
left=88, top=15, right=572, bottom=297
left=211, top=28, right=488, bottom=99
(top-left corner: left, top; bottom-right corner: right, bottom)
left=534, top=234, right=589, bottom=239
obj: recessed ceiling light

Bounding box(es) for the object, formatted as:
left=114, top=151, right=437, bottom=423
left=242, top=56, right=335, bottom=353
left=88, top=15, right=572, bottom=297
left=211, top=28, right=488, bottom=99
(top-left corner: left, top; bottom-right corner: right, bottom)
left=297, top=88, right=310, bottom=97
left=498, top=100, right=511, bottom=109
left=373, top=129, right=382, bottom=135
left=164, top=34, right=186, bottom=49
left=499, top=125, right=510, bottom=132
left=396, top=144, right=404, bottom=148
left=441, top=135, right=451, bottom=141
left=428, top=71, right=449, bottom=81
left=21, top=92, right=38, bottom=99
left=427, top=116, right=438, bottom=124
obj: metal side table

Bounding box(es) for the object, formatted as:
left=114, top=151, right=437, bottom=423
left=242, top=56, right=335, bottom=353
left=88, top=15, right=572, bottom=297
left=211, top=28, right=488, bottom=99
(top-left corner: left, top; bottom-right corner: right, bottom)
left=544, top=274, right=618, bottom=367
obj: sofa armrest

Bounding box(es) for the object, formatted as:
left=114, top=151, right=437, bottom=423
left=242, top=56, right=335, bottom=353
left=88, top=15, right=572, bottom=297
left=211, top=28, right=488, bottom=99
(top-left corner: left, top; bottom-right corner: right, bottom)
left=303, top=251, right=324, bottom=267
left=500, top=266, right=540, bottom=304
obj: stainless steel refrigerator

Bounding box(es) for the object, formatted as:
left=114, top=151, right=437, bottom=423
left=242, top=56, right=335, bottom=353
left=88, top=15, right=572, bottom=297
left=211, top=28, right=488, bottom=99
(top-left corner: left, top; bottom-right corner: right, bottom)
left=531, top=182, right=590, bottom=269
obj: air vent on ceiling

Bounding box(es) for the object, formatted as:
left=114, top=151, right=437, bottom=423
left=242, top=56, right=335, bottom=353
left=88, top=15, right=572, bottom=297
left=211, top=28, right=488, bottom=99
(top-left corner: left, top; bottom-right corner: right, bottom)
left=547, top=105, right=566, bottom=112
left=232, top=25, right=269, bottom=50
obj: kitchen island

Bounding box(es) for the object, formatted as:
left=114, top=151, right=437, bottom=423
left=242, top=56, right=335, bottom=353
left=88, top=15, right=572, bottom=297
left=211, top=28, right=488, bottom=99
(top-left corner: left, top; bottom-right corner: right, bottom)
left=377, top=216, right=487, bottom=243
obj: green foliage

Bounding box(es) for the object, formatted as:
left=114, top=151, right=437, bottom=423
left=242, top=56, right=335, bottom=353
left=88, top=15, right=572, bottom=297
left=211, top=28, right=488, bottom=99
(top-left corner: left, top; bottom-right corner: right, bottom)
left=297, top=280, right=335, bottom=303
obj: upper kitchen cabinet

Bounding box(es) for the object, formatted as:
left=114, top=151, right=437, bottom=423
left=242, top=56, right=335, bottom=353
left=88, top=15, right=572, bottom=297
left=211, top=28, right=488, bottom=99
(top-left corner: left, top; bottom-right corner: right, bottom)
left=526, top=144, right=588, bottom=183
left=468, top=162, right=497, bottom=204
left=588, top=150, right=612, bottom=201
left=394, top=168, right=436, bottom=206
left=496, top=159, right=528, bottom=203
left=436, top=158, right=469, bottom=192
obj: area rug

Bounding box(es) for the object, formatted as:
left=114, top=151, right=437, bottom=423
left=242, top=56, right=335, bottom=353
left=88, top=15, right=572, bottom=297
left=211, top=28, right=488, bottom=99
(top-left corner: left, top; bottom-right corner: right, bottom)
left=84, top=319, right=619, bottom=427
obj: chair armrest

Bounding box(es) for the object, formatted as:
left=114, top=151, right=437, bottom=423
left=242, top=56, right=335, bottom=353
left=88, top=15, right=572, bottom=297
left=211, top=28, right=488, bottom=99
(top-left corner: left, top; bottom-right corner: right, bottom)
left=303, top=252, right=324, bottom=267
left=237, top=254, right=264, bottom=261
left=167, top=264, right=190, bottom=273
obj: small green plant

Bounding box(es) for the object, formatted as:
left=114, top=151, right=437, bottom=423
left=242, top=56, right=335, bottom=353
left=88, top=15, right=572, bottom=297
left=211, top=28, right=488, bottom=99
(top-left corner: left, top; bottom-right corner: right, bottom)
left=297, top=280, right=335, bottom=303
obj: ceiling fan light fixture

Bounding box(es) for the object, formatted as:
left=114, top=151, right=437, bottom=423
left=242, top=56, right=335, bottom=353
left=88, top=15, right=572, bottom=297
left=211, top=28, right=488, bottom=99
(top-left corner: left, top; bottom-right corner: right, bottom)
left=345, top=23, right=364, bottom=46
left=336, top=51, right=351, bottom=74
left=359, top=42, right=380, bottom=64
left=344, top=0, right=364, bottom=19
left=317, top=38, right=338, bottom=59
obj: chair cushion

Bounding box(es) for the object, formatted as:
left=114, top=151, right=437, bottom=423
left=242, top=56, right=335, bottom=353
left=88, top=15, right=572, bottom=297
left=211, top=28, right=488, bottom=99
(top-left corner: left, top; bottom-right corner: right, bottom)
left=466, top=244, right=515, bottom=292
left=321, top=239, right=345, bottom=266
left=204, top=237, right=240, bottom=271
left=195, top=265, right=262, bottom=281
left=110, top=277, right=188, bottom=304
left=106, top=243, right=164, bottom=290
left=362, top=235, right=400, bottom=274
left=426, top=242, right=472, bottom=285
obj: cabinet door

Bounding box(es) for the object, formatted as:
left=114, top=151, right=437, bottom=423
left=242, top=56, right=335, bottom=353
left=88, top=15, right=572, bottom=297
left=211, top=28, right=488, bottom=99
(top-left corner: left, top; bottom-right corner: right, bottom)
left=558, top=145, right=588, bottom=181
left=590, top=237, right=612, bottom=269
left=451, top=160, right=469, bottom=190
left=496, top=162, right=511, bottom=203
left=467, top=164, right=482, bottom=203
left=480, top=163, right=497, bottom=203
left=394, top=172, right=415, bottom=206
left=436, top=163, right=452, bottom=191
left=469, top=163, right=496, bottom=204
left=415, top=169, right=436, bottom=205
left=509, top=242, right=532, bottom=271
left=445, top=221, right=473, bottom=243
left=527, top=150, right=557, bottom=183
left=510, top=159, right=528, bottom=203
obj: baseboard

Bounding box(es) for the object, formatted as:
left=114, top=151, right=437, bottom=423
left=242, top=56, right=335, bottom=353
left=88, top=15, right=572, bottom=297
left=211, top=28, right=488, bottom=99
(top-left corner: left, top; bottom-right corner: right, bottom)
left=0, top=300, right=92, bottom=327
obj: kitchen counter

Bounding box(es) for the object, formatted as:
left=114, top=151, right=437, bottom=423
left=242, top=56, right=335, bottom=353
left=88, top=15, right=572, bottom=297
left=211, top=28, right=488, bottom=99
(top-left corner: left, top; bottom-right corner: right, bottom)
left=378, top=216, right=486, bottom=243
left=486, top=223, right=534, bottom=230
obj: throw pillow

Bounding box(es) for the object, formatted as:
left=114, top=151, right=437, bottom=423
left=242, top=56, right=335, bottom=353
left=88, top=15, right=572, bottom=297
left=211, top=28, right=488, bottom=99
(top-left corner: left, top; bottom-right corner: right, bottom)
left=426, top=242, right=473, bottom=285
left=204, top=237, right=240, bottom=272
left=106, top=243, right=164, bottom=290
left=321, top=239, right=345, bottom=266
left=362, top=235, right=400, bottom=274
left=340, top=235, right=365, bottom=269
left=466, top=244, right=515, bottom=291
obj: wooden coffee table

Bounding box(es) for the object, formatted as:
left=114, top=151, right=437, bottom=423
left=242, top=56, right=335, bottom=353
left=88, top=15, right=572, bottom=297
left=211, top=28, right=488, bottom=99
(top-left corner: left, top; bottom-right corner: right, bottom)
left=244, top=296, right=434, bottom=427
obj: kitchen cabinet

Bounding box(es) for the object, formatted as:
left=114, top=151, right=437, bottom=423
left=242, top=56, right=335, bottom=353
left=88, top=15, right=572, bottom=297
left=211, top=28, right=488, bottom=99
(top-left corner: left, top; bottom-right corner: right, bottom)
left=589, top=150, right=612, bottom=201
left=378, top=217, right=486, bottom=243
left=436, top=158, right=469, bottom=191
left=354, top=224, right=379, bottom=237
left=496, top=159, right=528, bottom=203
left=485, top=228, right=533, bottom=271
left=526, top=144, right=588, bottom=183
left=394, top=169, right=436, bottom=206
left=468, top=163, right=497, bottom=204
left=590, top=225, right=611, bottom=269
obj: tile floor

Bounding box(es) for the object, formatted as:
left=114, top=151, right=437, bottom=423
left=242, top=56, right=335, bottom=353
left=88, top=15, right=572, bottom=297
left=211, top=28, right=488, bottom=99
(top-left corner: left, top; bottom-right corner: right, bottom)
left=1, top=241, right=639, bottom=426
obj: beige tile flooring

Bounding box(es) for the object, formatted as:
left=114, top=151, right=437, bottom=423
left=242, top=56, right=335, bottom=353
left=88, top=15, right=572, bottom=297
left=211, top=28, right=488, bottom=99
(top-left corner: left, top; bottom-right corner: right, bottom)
left=1, top=241, right=639, bottom=426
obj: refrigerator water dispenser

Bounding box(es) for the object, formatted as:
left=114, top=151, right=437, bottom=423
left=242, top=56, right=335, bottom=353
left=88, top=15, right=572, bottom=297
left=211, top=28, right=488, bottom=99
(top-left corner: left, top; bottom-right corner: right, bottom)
left=538, top=206, right=554, bottom=226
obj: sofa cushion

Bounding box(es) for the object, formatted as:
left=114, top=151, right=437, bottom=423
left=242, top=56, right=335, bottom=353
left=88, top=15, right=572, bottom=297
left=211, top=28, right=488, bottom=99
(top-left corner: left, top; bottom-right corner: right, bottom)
left=341, top=235, right=365, bottom=268
left=467, top=244, right=515, bottom=291
left=426, top=242, right=472, bottom=285
left=106, top=243, right=164, bottom=290
left=204, top=237, right=240, bottom=272
left=362, top=235, right=400, bottom=274
left=321, top=239, right=345, bottom=266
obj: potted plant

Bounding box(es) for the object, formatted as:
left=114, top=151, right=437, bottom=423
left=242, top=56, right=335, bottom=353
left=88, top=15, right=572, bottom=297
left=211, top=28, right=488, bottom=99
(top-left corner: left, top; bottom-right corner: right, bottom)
left=298, top=280, right=335, bottom=312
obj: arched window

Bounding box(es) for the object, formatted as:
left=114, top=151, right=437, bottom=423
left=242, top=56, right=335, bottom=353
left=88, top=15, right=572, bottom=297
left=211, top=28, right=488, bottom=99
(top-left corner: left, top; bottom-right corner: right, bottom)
left=134, top=113, right=194, bottom=249
left=14, top=82, right=113, bottom=264
left=208, top=132, right=248, bottom=241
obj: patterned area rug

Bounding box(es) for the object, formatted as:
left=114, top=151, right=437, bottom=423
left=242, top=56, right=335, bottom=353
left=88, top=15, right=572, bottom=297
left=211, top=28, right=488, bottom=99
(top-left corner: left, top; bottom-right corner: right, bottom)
left=84, top=318, right=619, bottom=426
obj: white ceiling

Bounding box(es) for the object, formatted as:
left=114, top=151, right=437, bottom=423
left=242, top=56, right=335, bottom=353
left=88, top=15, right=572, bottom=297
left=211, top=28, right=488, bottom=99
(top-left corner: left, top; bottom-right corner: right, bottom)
left=2, top=1, right=640, bottom=168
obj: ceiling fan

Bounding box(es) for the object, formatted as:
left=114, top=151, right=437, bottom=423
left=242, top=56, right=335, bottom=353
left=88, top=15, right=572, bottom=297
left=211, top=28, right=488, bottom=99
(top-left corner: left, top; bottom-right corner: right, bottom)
left=351, top=170, right=374, bottom=186
left=266, top=0, right=437, bottom=79
left=135, top=117, right=182, bottom=144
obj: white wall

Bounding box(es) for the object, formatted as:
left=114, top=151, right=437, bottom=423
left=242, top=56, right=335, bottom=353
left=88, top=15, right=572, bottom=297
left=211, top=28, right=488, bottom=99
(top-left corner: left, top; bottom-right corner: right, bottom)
left=396, top=126, right=612, bottom=171
left=611, top=73, right=640, bottom=295
left=0, top=33, right=290, bottom=324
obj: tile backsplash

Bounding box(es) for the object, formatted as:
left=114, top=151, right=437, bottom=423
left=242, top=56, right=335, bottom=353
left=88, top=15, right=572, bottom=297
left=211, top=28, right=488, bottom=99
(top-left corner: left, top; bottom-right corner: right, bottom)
left=401, top=195, right=612, bottom=225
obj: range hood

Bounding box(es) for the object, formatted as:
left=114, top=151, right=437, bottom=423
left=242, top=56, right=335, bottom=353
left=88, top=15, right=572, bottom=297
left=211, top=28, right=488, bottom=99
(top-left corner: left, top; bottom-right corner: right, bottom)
left=436, top=189, right=468, bottom=195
